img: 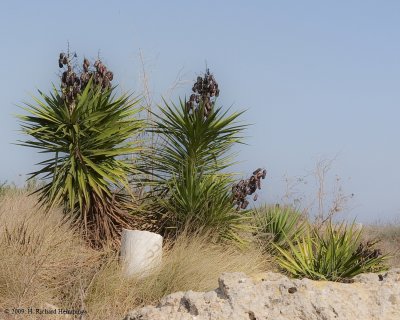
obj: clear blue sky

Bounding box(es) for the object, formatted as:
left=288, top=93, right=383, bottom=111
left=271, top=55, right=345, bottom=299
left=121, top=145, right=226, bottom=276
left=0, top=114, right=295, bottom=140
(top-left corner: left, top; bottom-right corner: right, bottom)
left=1, top=1, right=399, bottom=222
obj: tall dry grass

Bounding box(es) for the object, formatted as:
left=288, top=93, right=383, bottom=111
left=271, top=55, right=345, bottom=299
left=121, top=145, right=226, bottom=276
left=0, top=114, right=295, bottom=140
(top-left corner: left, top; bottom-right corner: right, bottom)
left=0, top=190, right=102, bottom=318
left=0, top=189, right=270, bottom=320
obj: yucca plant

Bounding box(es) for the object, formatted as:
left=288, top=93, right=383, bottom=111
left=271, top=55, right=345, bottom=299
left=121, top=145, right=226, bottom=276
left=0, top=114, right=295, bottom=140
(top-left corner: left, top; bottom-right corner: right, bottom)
left=18, top=53, right=144, bottom=248
left=274, top=221, right=388, bottom=281
left=143, top=70, right=249, bottom=241
left=253, top=205, right=306, bottom=252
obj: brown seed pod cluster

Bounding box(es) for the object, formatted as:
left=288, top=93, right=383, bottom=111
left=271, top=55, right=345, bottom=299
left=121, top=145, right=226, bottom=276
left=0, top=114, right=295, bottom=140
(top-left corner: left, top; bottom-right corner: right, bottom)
left=93, top=60, right=114, bottom=89
left=356, top=240, right=382, bottom=261
left=58, top=52, right=68, bottom=68
left=79, top=58, right=113, bottom=90
left=232, top=168, right=267, bottom=210
left=185, top=68, right=220, bottom=118
left=59, top=52, right=81, bottom=106
left=58, top=52, right=114, bottom=108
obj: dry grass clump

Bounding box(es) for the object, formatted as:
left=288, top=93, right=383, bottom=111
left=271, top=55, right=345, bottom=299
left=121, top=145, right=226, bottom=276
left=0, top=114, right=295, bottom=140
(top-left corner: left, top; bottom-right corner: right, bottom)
left=0, top=189, right=271, bottom=320
left=0, top=190, right=103, bottom=314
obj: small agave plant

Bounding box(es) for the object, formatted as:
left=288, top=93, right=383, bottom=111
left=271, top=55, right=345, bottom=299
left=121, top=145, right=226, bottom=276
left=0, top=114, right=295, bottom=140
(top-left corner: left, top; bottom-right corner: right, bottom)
left=253, top=204, right=306, bottom=253
left=18, top=51, right=144, bottom=248
left=274, top=221, right=388, bottom=281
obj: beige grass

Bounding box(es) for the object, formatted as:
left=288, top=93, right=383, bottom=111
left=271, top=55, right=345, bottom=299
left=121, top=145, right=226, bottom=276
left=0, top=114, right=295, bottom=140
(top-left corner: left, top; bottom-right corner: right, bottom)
left=0, top=191, right=102, bottom=318
left=362, top=223, right=400, bottom=268
left=0, top=190, right=271, bottom=320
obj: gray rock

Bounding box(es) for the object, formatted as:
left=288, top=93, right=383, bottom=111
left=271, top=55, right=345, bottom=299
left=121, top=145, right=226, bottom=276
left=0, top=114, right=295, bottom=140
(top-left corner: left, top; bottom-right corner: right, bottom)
left=124, top=270, right=400, bottom=320
left=353, top=272, right=382, bottom=283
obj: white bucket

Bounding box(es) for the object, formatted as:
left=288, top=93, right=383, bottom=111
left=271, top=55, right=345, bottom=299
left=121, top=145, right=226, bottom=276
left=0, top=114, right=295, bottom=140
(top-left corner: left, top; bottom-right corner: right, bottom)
left=120, top=229, right=163, bottom=278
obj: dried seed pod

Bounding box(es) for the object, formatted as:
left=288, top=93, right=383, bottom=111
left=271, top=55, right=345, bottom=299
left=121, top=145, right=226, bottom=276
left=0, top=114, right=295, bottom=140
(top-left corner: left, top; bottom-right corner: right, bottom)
left=262, top=169, right=267, bottom=179
left=102, top=77, right=110, bottom=89
left=232, top=168, right=267, bottom=210
left=106, top=71, right=113, bottom=81
left=99, top=64, right=106, bottom=75
left=62, top=71, right=68, bottom=84
left=83, top=58, right=90, bottom=72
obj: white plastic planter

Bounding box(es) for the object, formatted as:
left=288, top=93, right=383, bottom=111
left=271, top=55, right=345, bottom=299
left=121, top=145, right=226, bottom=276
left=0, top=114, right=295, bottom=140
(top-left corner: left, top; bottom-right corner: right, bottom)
left=120, top=229, right=163, bottom=278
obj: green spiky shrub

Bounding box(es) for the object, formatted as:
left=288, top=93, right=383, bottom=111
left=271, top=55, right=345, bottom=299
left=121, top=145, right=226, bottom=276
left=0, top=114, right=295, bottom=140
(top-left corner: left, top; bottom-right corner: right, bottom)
left=146, top=95, right=249, bottom=242
left=253, top=205, right=306, bottom=252
left=274, top=221, right=388, bottom=281
left=18, top=69, right=144, bottom=248
left=161, top=164, right=251, bottom=242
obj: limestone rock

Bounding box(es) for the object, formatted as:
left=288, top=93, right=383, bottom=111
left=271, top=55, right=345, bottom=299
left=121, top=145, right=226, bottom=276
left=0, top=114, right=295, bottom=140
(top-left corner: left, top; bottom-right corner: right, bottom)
left=124, top=269, right=400, bottom=320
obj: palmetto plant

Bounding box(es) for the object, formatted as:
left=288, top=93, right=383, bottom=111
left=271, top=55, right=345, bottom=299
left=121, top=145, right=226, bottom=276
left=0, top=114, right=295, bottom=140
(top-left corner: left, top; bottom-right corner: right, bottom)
left=18, top=56, right=144, bottom=247
left=274, top=221, right=388, bottom=281
left=145, top=71, right=248, bottom=240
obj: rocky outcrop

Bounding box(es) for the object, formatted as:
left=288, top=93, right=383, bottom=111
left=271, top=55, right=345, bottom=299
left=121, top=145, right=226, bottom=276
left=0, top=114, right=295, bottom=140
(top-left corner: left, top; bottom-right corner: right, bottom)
left=124, top=269, right=400, bottom=320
